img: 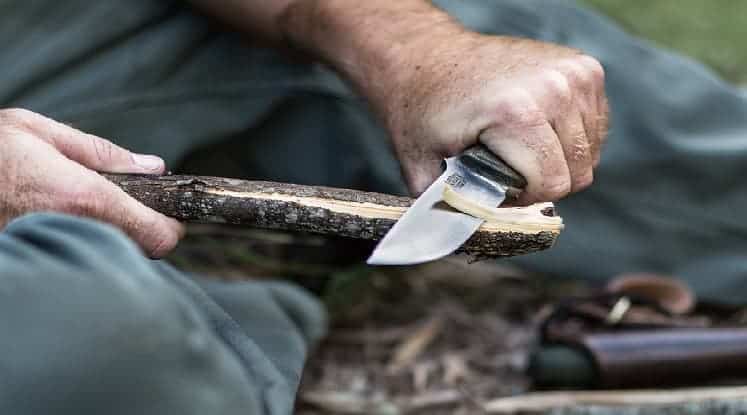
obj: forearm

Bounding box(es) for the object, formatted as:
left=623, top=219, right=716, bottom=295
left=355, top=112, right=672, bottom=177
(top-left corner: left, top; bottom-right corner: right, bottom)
left=189, top=0, right=465, bottom=112
left=281, top=1, right=464, bottom=100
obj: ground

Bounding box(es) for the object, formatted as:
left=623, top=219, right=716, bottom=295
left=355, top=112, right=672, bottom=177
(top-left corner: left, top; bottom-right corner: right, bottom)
left=168, top=2, right=747, bottom=413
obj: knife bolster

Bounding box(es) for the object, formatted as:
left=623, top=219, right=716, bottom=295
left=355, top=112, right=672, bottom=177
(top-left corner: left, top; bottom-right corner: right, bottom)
left=459, top=146, right=528, bottom=194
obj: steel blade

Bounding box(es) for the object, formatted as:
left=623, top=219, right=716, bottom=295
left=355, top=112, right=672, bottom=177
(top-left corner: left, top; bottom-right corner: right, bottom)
left=367, top=157, right=507, bottom=266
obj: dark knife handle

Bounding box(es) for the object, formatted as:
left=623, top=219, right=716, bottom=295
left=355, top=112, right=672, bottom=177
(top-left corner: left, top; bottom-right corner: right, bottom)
left=458, top=145, right=527, bottom=195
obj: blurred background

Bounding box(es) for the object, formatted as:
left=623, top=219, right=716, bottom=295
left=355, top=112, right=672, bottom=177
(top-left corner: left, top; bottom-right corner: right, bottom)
left=581, top=0, right=747, bottom=85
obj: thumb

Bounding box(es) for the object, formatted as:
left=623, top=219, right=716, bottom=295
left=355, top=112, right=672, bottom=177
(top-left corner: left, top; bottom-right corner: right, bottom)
left=27, top=112, right=165, bottom=174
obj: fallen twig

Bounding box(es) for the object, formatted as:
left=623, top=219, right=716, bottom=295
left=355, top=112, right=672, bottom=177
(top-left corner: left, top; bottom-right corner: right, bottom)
left=388, top=317, right=445, bottom=373
left=483, top=386, right=747, bottom=414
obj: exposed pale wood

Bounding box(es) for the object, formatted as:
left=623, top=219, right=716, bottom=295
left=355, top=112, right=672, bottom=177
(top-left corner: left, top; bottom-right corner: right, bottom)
left=106, top=174, right=561, bottom=258
left=442, top=185, right=564, bottom=232
left=484, top=386, right=747, bottom=414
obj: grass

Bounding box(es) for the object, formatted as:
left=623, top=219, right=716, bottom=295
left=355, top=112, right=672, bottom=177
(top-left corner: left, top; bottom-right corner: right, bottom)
left=580, top=0, right=747, bottom=84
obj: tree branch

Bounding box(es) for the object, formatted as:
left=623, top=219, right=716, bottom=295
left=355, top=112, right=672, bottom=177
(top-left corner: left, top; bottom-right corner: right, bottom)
left=107, top=174, right=561, bottom=259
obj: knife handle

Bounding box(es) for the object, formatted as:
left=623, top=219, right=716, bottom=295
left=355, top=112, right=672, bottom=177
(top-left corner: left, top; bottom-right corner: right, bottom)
left=459, top=145, right=527, bottom=194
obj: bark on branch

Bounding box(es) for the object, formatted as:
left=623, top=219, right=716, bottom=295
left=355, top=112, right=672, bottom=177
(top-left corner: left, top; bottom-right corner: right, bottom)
left=106, top=174, right=562, bottom=259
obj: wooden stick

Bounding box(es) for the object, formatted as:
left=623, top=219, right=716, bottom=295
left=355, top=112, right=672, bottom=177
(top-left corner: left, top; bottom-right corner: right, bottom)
left=483, top=386, right=747, bottom=414
left=106, top=174, right=562, bottom=259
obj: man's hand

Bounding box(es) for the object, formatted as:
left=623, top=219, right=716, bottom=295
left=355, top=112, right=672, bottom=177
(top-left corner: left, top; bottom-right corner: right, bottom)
left=382, top=33, right=609, bottom=204
left=280, top=0, right=609, bottom=204
left=0, top=109, right=184, bottom=257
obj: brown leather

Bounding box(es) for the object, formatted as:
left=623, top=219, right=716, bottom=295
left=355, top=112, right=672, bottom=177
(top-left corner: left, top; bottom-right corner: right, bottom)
left=574, top=328, right=747, bottom=388
left=606, top=273, right=695, bottom=315
left=566, top=301, right=709, bottom=328
left=537, top=275, right=747, bottom=388
left=541, top=294, right=710, bottom=346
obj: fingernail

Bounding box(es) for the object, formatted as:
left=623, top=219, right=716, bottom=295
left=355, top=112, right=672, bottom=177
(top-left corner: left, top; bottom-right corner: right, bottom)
left=132, top=154, right=164, bottom=171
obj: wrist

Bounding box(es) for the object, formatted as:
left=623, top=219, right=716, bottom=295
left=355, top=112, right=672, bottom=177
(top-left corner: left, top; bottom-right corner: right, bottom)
left=281, top=0, right=466, bottom=114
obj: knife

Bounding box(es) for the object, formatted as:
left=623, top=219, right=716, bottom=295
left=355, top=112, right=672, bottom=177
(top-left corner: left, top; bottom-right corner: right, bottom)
left=367, top=145, right=527, bottom=266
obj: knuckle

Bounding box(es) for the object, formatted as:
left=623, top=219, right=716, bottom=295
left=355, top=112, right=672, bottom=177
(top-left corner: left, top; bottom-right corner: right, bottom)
left=58, top=181, right=113, bottom=217
left=541, top=69, right=572, bottom=103
left=61, top=194, right=97, bottom=217
left=0, top=108, right=36, bottom=130
left=577, top=55, right=606, bottom=85
left=542, top=176, right=572, bottom=200
left=490, top=90, right=545, bottom=128
left=567, top=131, right=592, bottom=162
left=89, top=135, right=116, bottom=165
left=558, top=60, right=590, bottom=88
left=573, top=171, right=594, bottom=191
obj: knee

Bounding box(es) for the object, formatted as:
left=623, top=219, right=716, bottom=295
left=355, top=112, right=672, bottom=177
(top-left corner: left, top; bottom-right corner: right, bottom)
left=0, top=213, right=259, bottom=413
left=3, top=212, right=151, bottom=274
left=265, top=281, right=329, bottom=346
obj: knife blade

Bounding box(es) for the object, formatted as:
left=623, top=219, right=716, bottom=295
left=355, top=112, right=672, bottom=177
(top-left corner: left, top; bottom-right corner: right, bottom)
left=367, top=146, right=526, bottom=266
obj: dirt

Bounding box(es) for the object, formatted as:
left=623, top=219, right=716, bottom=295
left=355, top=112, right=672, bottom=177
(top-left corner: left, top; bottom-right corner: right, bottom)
left=169, top=226, right=591, bottom=414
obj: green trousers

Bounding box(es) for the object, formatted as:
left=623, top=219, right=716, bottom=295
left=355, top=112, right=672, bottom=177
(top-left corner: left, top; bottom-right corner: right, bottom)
left=3, top=0, right=747, bottom=413
left=0, top=213, right=326, bottom=414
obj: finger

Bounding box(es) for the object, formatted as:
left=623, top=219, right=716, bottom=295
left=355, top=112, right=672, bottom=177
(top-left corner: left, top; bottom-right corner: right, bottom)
left=21, top=111, right=165, bottom=174
left=593, top=94, right=611, bottom=167
left=61, top=173, right=185, bottom=258
left=555, top=55, right=606, bottom=171
left=551, top=109, right=593, bottom=192
left=553, top=58, right=596, bottom=185
left=480, top=120, right=571, bottom=205
left=400, top=149, right=444, bottom=196
left=578, top=81, right=601, bottom=172
left=556, top=57, right=598, bottom=133
left=576, top=55, right=609, bottom=167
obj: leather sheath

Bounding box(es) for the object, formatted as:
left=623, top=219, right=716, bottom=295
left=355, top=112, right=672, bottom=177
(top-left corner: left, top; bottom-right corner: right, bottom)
left=533, top=276, right=747, bottom=389
left=573, top=328, right=747, bottom=388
